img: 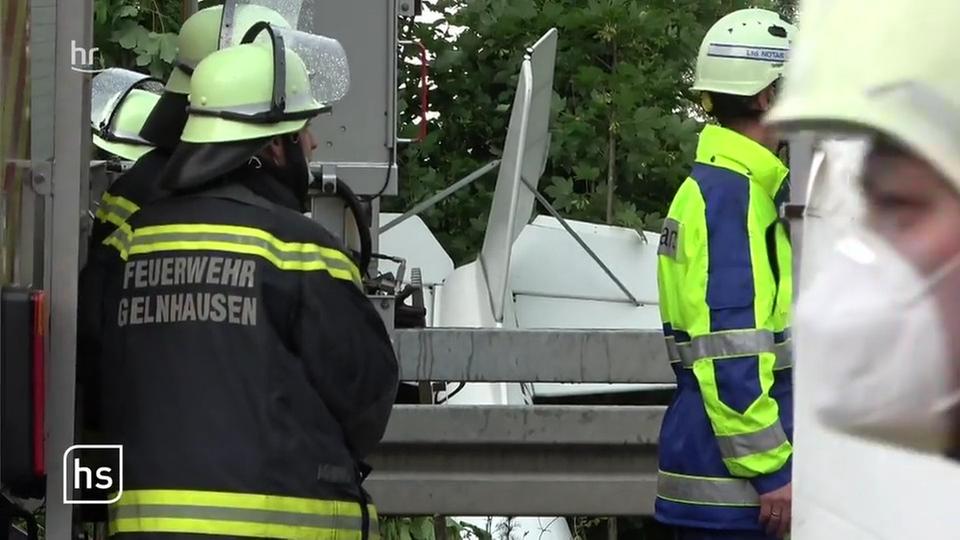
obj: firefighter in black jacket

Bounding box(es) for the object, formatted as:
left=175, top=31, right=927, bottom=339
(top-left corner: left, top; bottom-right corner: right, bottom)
left=91, top=23, right=399, bottom=539
left=78, top=2, right=296, bottom=443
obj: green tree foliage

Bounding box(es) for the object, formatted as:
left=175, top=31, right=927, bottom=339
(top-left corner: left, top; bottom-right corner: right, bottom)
left=394, top=0, right=796, bottom=264
left=94, top=0, right=183, bottom=78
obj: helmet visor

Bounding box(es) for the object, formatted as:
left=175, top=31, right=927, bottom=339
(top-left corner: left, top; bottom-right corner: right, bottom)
left=249, top=24, right=350, bottom=108
left=218, top=0, right=304, bottom=49
left=184, top=23, right=349, bottom=129
left=797, top=134, right=960, bottom=301
left=90, top=68, right=163, bottom=144
left=238, top=0, right=304, bottom=28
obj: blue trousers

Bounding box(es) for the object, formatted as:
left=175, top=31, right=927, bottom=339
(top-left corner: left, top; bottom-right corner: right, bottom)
left=674, top=527, right=778, bottom=540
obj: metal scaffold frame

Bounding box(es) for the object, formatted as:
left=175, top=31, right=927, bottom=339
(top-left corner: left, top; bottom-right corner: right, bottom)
left=27, top=0, right=93, bottom=536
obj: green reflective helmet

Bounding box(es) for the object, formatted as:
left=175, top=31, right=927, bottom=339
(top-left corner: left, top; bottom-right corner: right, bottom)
left=161, top=24, right=350, bottom=193
left=142, top=2, right=296, bottom=150
left=166, top=3, right=293, bottom=95
left=181, top=23, right=350, bottom=143
left=90, top=68, right=162, bottom=161
left=768, top=0, right=960, bottom=187
left=692, top=9, right=798, bottom=97
left=94, top=89, right=161, bottom=161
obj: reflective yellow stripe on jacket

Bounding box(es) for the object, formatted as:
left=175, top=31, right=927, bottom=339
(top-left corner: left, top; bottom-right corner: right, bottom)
left=104, top=222, right=362, bottom=287
left=109, top=489, right=379, bottom=539
left=95, top=193, right=141, bottom=229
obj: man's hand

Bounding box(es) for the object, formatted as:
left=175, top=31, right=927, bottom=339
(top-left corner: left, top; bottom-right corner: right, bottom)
left=758, top=483, right=792, bottom=538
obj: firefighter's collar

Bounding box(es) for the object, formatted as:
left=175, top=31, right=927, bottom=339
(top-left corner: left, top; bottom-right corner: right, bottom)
left=695, top=124, right=788, bottom=199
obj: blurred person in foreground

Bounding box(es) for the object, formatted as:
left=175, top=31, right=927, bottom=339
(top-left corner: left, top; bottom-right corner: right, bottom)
left=769, top=0, right=960, bottom=458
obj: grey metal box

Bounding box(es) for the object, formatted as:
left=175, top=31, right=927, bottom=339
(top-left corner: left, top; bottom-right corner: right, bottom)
left=301, top=0, right=399, bottom=197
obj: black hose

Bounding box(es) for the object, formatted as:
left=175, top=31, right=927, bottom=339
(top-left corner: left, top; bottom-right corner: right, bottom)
left=355, top=462, right=373, bottom=540
left=435, top=382, right=466, bottom=404
left=335, top=179, right=373, bottom=276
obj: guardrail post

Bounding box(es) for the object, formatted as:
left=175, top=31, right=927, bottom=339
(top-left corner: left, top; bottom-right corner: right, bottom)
left=607, top=517, right=618, bottom=540
left=434, top=516, right=448, bottom=540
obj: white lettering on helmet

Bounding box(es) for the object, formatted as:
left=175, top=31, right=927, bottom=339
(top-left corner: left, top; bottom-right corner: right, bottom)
left=707, top=43, right=787, bottom=63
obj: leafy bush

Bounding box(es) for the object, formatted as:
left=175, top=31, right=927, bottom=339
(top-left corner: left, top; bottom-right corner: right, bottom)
left=94, top=0, right=181, bottom=78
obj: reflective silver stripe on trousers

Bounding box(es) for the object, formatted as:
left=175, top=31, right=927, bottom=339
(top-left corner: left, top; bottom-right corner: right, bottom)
left=128, top=231, right=358, bottom=276
left=666, top=330, right=794, bottom=369
left=678, top=330, right=774, bottom=363
left=110, top=504, right=369, bottom=531
left=716, top=421, right=789, bottom=460
left=657, top=471, right=759, bottom=506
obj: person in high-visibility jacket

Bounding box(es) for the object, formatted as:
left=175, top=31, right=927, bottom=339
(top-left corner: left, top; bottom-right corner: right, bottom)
left=87, top=23, right=398, bottom=540
left=656, top=9, right=797, bottom=540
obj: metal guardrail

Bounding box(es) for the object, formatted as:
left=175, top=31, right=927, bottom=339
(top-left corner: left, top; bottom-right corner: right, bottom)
left=368, top=328, right=671, bottom=516
left=367, top=405, right=664, bottom=516
left=393, top=328, right=673, bottom=384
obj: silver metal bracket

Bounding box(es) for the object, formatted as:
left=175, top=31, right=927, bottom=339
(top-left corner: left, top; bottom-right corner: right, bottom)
left=396, top=0, right=417, bottom=17
left=320, top=163, right=338, bottom=195
left=370, top=294, right=396, bottom=333
left=30, top=162, right=52, bottom=197
left=310, top=162, right=398, bottom=198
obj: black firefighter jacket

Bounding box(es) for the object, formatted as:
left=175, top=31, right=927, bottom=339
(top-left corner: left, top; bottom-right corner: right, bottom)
left=83, top=167, right=399, bottom=539
left=79, top=149, right=172, bottom=379
left=89, top=148, right=173, bottom=250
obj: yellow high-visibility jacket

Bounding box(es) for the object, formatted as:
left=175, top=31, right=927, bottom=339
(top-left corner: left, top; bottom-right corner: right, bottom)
left=655, top=124, right=793, bottom=530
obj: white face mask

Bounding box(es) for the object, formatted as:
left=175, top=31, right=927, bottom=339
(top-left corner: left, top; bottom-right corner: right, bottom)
left=795, top=228, right=960, bottom=454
